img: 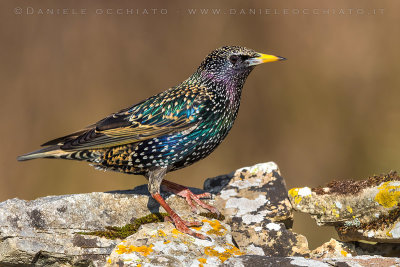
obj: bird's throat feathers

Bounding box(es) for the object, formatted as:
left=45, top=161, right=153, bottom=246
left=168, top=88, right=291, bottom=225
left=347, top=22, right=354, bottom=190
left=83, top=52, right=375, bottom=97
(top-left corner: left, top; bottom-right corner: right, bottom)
left=195, top=69, right=251, bottom=104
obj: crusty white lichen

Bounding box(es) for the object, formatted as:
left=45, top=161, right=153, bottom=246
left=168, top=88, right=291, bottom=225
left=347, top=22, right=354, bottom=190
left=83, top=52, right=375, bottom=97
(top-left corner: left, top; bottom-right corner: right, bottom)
left=225, top=195, right=269, bottom=217
left=235, top=162, right=278, bottom=175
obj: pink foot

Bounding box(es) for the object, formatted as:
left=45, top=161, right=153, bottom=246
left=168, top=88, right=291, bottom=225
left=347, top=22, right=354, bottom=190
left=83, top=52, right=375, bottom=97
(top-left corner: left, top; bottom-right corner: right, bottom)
left=162, top=180, right=220, bottom=215
left=152, top=192, right=210, bottom=240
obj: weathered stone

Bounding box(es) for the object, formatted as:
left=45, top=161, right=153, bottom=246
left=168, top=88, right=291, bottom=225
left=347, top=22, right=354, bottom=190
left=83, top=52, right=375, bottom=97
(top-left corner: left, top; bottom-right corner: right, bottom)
left=107, top=219, right=243, bottom=266
left=0, top=186, right=214, bottom=266
left=205, top=162, right=292, bottom=223
left=288, top=172, right=400, bottom=243
left=311, top=238, right=400, bottom=258
left=311, top=238, right=357, bottom=258
left=205, top=162, right=309, bottom=256
left=3, top=163, right=398, bottom=266
left=223, top=255, right=400, bottom=267
left=223, top=255, right=329, bottom=267
left=354, top=242, right=400, bottom=257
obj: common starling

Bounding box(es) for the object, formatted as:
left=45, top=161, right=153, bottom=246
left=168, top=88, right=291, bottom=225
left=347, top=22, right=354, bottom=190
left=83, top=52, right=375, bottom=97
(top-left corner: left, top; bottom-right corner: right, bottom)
left=18, top=46, right=285, bottom=239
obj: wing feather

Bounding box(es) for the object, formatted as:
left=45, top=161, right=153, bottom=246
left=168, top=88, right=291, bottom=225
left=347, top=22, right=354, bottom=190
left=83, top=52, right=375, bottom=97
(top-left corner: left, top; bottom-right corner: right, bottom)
left=54, top=86, right=212, bottom=151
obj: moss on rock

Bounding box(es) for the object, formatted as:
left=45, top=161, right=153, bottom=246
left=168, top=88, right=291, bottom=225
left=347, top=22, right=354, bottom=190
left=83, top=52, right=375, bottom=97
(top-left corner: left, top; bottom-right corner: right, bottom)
left=78, top=213, right=168, bottom=239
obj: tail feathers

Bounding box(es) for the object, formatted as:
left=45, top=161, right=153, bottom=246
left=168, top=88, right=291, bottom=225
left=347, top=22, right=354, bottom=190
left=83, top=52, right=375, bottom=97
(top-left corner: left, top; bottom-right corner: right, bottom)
left=17, top=146, right=68, bottom=161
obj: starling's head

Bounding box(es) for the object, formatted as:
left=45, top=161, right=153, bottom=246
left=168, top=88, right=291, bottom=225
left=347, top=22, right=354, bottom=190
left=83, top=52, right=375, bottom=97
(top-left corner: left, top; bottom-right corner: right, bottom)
left=196, top=46, right=285, bottom=84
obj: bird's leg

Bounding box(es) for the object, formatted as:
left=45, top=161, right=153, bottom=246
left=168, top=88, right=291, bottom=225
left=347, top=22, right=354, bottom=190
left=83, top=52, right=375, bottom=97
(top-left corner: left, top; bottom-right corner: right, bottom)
left=161, top=179, right=220, bottom=215
left=147, top=168, right=209, bottom=240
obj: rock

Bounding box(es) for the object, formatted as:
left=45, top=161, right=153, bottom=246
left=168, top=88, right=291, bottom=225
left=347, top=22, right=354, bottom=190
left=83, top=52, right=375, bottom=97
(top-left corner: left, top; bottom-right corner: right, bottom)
left=288, top=171, right=400, bottom=243
left=107, top=219, right=243, bottom=266
left=222, top=255, right=330, bottom=267
left=311, top=238, right=400, bottom=258
left=223, top=255, right=400, bottom=267
left=3, top=163, right=399, bottom=266
left=204, top=162, right=309, bottom=256
left=0, top=185, right=214, bottom=266
left=354, top=242, right=400, bottom=257
left=311, top=238, right=357, bottom=258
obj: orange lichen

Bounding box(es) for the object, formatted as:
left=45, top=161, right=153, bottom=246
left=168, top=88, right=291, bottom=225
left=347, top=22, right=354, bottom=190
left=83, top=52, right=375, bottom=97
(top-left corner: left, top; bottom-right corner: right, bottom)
left=203, top=219, right=227, bottom=236
left=133, top=245, right=154, bottom=257
left=340, top=250, right=348, bottom=257
left=204, top=244, right=244, bottom=263
left=198, top=257, right=207, bottom=267
left=198, top=258, right=207, bottom=263
left=115, top=244, right=128, bottom=254
left=191, top=225, right=202, bottom=231
left=115, top=244, right=154, bottom=257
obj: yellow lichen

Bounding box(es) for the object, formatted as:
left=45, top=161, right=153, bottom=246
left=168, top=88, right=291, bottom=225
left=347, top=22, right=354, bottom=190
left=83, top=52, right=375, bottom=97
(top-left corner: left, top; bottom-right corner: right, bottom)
left=107, top=258, right=112, bottom=264
left=115, top=244, right=154, bottom=257
left=203, top=219, right=227, bottom=236
left=204, top=244, right=244, bottom=263
left=340, top=250, right=348, bottom=257
left=346, top=206, right=353, bottom=213
left=375, top=181, right=400, bottom=208
left=332, top=209, right=340, bottom=218
left=172, top=228, right=182, bottom=236
left=157, top=230, right=166, bottom=237
left=288, top=188, right=302, bottom=204
left=288, top=188, right=298, bottom=197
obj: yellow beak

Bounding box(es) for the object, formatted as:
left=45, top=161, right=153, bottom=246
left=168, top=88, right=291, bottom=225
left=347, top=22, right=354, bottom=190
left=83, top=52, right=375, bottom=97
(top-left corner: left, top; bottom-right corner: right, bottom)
left=247, top=53, right=286, bottom=66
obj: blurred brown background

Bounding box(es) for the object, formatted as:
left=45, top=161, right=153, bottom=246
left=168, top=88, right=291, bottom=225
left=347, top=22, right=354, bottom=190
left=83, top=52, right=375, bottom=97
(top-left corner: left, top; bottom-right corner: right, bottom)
left=1, top=0, right=399, bottom=248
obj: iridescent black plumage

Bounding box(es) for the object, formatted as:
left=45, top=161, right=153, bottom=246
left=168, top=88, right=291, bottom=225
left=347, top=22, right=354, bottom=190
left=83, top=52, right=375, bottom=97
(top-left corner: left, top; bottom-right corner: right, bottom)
left=18, top=46, right=285, bottom=239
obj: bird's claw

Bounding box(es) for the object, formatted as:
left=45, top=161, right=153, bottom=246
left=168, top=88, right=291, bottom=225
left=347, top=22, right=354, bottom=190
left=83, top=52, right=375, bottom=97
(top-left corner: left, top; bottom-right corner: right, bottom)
left=164, top=216, right=202, bottom=227
left=162, top=180, right=220, bottom=216
left=164, top=215, right=210, bottom=240
left=177, top=189, right=220, bottom=215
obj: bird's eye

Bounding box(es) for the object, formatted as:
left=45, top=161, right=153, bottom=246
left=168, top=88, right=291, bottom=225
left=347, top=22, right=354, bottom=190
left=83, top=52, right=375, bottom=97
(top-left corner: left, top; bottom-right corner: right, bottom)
left=229, top=55, right=239, bottom=64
